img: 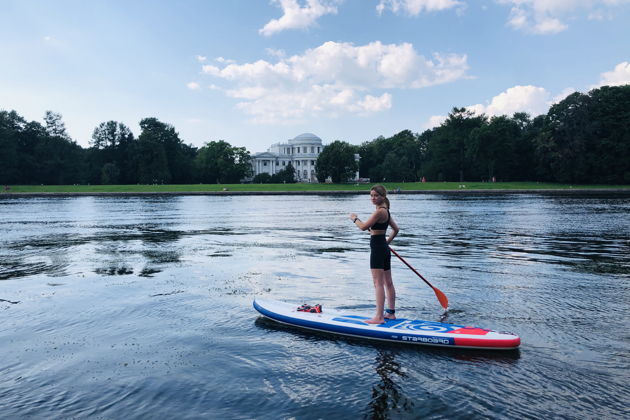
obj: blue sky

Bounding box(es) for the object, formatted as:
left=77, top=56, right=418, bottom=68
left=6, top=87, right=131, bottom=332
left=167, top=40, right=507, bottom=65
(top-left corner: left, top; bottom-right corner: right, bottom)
left=1, top=0, right=629, bottom=152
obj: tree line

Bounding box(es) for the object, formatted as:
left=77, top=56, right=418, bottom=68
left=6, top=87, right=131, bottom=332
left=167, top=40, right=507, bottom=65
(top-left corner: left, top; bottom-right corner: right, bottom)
left=0, top=113, right=252, bottom=185
left=347, top=85, right=629, bottom=184
left=1, top=85, right=628, bottom=185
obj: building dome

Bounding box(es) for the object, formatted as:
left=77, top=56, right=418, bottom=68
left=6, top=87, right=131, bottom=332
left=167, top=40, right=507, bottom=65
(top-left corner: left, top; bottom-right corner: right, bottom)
left=289, top=133, right=322, bottom=145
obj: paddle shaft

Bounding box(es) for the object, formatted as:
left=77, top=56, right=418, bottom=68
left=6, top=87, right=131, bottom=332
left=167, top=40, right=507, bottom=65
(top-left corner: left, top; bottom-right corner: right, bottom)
left=389, top=246, right=449, bottom=310
left=388, top=247, right=434, bottom=288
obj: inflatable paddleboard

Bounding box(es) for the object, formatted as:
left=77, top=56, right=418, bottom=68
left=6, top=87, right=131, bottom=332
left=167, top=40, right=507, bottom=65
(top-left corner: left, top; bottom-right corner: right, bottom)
left=254, top=299, right=520, bottom=350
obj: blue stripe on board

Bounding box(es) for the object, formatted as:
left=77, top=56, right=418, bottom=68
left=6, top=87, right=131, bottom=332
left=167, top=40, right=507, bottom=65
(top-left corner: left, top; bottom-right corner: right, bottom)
left=253, top=300, right=455, bottom=346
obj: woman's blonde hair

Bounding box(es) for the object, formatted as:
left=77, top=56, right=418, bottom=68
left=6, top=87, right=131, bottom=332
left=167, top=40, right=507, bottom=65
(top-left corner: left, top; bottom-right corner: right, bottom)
left=371, top=184, right=390, bottom=209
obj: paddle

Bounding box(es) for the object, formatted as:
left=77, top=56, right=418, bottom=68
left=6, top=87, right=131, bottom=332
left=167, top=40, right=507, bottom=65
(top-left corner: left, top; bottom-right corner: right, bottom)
left=389, top=246, right=449, bottom=310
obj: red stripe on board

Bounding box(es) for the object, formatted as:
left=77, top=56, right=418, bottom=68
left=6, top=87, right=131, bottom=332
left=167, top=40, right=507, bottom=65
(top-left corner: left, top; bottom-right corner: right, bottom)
left=454, top=336, right=521, bottom=348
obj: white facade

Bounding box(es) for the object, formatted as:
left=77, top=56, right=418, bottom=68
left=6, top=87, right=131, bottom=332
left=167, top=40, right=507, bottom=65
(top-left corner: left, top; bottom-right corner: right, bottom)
left=251, top=133, right=360, bottom=182
left=251, top=133, right=324, bottom=182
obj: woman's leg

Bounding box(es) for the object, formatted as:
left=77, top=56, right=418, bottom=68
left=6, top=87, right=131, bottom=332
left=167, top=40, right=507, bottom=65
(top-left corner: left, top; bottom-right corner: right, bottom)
left=366, top=268, right=385, bottom=324
left=383, top=269, right=396, bottom=319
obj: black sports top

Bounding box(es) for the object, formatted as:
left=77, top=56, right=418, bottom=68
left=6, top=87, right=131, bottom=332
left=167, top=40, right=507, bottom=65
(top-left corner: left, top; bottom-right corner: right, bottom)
left=372, top=208, right=390, bottom=230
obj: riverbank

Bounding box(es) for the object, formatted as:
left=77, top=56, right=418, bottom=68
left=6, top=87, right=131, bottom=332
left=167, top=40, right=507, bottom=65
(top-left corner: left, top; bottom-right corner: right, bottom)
left=1, top=182, right=629, bottom=196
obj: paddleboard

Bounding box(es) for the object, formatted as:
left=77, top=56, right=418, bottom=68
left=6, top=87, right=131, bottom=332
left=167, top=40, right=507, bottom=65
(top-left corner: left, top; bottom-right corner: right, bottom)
left=254, top=299, right=520, bottom=350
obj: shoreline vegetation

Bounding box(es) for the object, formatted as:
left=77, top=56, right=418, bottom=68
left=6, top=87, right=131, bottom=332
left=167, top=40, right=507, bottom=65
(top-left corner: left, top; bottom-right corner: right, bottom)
left=2, top=182, right=629, bottom=196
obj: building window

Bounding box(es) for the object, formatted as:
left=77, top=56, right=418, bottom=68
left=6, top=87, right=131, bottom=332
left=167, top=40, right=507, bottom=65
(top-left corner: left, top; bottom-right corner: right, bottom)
left=297, top=147, right=300, bottom=153
left=282, top=161, right=286, bottom=166
left=311, top=146, right=314, bottom=153
left=263, top=161, right=267, bottom=166
left=317, top=147, right=321, bottom=153
left=303, top=170, right=308, bottom=178
left=311, top=160, right=315, bottom=165
left=296, top=161, right=300, bottom=166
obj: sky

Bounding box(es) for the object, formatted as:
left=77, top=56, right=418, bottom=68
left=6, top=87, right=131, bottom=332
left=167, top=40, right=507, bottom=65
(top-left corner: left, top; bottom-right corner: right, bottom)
left=1, top=0, right=629, bottom=153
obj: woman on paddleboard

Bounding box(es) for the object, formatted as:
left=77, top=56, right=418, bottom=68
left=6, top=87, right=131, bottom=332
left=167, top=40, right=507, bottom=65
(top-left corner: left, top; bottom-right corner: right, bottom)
left=350, top=185, right=400, bottom=324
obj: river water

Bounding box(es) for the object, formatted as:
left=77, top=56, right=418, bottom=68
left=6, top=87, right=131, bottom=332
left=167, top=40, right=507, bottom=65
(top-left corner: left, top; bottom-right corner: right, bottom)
left=1, top=193, right=628, bottom=419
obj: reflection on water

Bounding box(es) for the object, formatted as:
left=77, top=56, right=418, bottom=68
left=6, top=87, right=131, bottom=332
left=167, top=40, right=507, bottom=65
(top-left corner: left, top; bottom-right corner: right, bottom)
left=0, top=193, right=629, bottom=419
left=368, top=351, right=414, bottom=419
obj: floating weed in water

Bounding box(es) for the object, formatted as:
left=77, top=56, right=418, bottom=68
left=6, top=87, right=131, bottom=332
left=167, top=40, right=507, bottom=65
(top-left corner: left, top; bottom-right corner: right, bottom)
left=0, top=298, right=20, bottom=304
left=95, top=265, right=134, bottom=276
left=150, top=290, right=184, bottom=297
left=207, top=252, right=232, bottom=257
left=139, top=267, right=161, bottom=277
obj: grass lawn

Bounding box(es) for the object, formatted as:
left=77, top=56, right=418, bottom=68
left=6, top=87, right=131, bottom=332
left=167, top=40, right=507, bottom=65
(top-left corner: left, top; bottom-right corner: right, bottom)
left=2, top=182, right=629, bottom=194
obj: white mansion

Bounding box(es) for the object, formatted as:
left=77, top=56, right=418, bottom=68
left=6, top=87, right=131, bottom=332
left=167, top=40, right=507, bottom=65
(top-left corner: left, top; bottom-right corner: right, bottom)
left=251, top=133, right=359, bottom=183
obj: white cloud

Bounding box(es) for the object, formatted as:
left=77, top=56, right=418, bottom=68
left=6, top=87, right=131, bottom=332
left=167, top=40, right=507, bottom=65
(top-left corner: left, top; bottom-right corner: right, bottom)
left=196, top=55, right=207, bottom=62
left=424, top=85, right=553, bottom=128
left=423, top=114, right=448, bottom=129
left=260, top=0, right=339, bottom=36
left=498, top=0, right=630, bottom=34
left=202, top=41, right=468, bottom=124
left=592, top=61, right=630, bottom=88
left=266, top=48, right=287, bottom=58
left=216, top=57, right=236, bottom=64
left=187, top=82, right=201, bottom=90
left=552, top=87, right=577, bottom=103
left=423, top=61, right=630, bottom=130
left=377, top=0, right=465, bottom=15
left=357, top=93, right=393, bottom=113
left=474, top=85, right=551, bottom=116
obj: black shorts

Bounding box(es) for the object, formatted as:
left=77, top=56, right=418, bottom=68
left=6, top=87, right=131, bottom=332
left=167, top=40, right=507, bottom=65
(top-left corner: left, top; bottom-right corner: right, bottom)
left=370, top=235, right=391, bottom=271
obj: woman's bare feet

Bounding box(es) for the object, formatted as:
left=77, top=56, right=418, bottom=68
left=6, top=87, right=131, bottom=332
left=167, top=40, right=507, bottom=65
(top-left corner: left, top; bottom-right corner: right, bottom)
left=364, top=317, right=385, bottom=324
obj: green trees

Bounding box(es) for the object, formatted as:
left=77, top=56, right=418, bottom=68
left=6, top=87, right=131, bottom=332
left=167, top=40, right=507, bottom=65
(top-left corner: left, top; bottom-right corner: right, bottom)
left=534, top=86, right=630, bottom=183
left=0, top=110, right=85, bottom=185
left=424, top=108, right=487, bottom=182
left=355, top=85, right=628, bottom=184
left=315, top=140, right=358, bottom=183
left=272, top=162, right=296, bottom=183
left=90, top=121, right=136, bottom=184
left=195, top=140, right=252, bottom=183
left=0, top=111, right=23, bottom=184
left=252, top=162, right=296, bottom=183
left=137, top=118, right=197, bottom=184
left=468, top=115, right=520, bottom=181
left=359, top=130, right=423, bottom=182
left=0, top=84, right=628, bottom=186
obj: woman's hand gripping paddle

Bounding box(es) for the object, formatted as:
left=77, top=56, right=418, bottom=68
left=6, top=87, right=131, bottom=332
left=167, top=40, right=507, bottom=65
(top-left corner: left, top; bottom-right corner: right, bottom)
left=389, top=247, right=449, bottom=310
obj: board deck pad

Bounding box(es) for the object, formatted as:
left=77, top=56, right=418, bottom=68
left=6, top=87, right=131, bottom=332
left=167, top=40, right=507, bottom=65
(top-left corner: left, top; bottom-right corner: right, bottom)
left=254, top=299, right=520, bottom=350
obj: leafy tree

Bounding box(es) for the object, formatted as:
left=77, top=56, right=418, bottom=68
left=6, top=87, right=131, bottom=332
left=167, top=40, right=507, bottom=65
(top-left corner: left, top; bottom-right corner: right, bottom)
left=271, top=162, right=296, bottom=183
left=360, top=130, right=422, bottom=182
left=91, top=121, right=133, bottom=150
left=510, top=112, right=538, bottom=181
left=137, top=118, right=196, bottom=184
left=468, top=115, right=519, bottom=181
left=316, top=140, right=358, bottom=183
left=88, top=121, right=136, bottom=184
left=44, top=111, right=71, bottom=141
left=137, top=136, right=171, bottom=184
left=425, top=108, right=487, bottom=182
left=534, top=92, right=592, bottom=183
left=584, top=85, right=630, bottom=183
left=195, top=140, right=252, bottom=183
left=252, top=173, right=272, bottom=183
left=101, top=162, right=120, bottom=184
left=0, top=110, right=24, bottom=184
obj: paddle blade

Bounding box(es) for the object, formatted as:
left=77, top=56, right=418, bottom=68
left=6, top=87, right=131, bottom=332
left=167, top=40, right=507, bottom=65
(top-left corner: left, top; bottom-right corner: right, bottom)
left=433, top=287, right=449, bottom=310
